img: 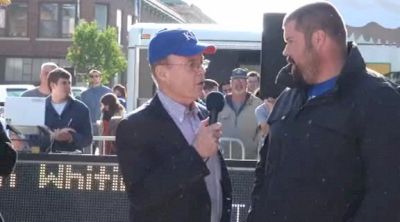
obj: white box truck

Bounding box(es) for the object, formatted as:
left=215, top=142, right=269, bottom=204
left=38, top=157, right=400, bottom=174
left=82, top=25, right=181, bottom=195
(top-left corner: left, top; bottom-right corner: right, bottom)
left=126, top=23, right=263, bottom=111
left=126, top=23, right=400, bottom=111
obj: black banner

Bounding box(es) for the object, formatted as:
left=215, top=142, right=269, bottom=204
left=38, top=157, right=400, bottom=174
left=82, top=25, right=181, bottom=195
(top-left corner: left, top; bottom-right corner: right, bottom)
left=0, top=154, right=256, bottom=222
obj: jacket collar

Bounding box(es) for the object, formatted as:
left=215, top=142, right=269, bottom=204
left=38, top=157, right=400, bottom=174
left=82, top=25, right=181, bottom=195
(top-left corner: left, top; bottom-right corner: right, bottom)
left=46, top=95, right=74, bottom=114
left=335, top=42, right=366, bottom=94
left=148, top=94, right=208, bottom=121
left=156, top=90, right=202, bottom=123
left=225, top=92, right=252, bottom=113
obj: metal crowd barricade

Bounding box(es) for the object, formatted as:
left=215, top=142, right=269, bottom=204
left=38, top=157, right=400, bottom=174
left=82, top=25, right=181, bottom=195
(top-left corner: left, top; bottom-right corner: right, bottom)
left=219, top=137, right=246, bottom=160
left=92, top=136, right=247, bottom=159
left=92, top=135, right=116, bottom=155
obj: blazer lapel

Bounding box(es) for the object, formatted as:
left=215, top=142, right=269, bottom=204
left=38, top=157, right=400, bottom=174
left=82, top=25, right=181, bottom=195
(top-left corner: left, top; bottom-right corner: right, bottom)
left=147, top=95, right=190, bottom=149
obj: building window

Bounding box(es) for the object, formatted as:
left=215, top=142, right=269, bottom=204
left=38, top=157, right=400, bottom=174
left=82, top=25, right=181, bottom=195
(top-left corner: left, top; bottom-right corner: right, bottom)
left=39, top=3, right=76, bottom=38
left=5, top=58, right=70, bottom=83
left=62, top=4, right=76, bottom=38
left=39, top=4, right=58, bottom=38
left=0, top=3, right=28, bottom=37
left=95, top=4, right=108, bottom=30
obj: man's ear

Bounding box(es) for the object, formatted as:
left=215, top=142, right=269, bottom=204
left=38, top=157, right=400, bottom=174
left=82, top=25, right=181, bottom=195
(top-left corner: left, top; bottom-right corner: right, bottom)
left=154, top=65, right=169, bottom=83
left=49, top=82, right=56, bottom=91
left=312, top=30, right=326, bottom=50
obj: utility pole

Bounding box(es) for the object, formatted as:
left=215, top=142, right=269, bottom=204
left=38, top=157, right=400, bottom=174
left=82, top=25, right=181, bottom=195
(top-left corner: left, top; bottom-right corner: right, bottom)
left=134, top=0, right=141, bottom=23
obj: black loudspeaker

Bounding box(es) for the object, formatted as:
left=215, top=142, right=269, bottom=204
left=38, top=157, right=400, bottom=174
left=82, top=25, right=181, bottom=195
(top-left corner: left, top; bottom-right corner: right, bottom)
left=260, top=13, right=287, bottom=98
left=205, top=51, right=239, bottom=85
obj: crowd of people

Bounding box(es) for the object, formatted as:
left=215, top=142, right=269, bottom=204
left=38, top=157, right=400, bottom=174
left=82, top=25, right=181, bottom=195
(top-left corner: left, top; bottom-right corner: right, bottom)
left=2, top=1, right=400, bottom=222
left=115, top=2, right=400, bottom=222
left=7, top=62, right=127, bottom=155
left=6, top=53, right=270, bottom=159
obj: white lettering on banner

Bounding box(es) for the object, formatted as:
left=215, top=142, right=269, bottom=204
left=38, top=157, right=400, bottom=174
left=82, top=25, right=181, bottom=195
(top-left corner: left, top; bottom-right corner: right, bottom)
left=39, top=164, right=64, bottom=189
left=94, top=166, right=111, bottom=191
left=65, top=165, right=85, bottom=189
left=9, top=173, right=16, bottom=187
left=86, top=165, right=93, bottom=190
left=0, top=173, right=16, bottom=188
left=38, top=164, right=125, bottom=191
left=232, top=204, right=246, bottom=222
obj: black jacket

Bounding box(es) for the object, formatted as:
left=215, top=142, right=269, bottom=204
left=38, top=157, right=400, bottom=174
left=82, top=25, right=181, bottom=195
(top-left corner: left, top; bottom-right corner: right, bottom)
left=116, top=95, right=232, bottom=222
left=0, top=122, right=16, bottom=177
left=45, top=96, right=92, bottom=152
left=0, top=123, right=14, bottom=222
left=248, top=43, right=400, bottom=222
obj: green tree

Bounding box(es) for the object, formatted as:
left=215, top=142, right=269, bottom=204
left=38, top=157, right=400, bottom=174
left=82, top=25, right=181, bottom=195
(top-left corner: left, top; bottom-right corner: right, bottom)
left=67, top=21, right=127, bottom=84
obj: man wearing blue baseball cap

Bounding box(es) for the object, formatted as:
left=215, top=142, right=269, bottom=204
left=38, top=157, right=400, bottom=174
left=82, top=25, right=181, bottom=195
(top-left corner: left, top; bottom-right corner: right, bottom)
left=116, top=29, right=232, bottom=222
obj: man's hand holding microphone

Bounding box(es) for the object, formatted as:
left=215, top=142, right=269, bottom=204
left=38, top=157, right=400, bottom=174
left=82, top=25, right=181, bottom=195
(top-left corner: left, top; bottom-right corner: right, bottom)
left=193, top=92, right=225, bottom=159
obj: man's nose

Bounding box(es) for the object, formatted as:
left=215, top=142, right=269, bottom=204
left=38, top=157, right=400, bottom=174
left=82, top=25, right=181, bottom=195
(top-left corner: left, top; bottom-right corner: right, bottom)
left=282, top=47, right=287, bottom=57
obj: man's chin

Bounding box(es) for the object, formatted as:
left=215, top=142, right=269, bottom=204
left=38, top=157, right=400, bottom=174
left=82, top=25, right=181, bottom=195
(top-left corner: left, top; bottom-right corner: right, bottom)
left=232, top=90, right=246, bottom=95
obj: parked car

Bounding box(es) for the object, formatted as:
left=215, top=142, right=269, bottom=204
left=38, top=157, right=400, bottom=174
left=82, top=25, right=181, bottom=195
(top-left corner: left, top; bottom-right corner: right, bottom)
left=71, top=86, right=87, bottom=100
left=0, top=84, right=34, bottom=105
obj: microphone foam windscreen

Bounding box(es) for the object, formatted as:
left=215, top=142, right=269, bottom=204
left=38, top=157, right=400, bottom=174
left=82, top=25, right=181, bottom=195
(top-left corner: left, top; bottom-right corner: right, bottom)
left=206, top=91, right=225, bottom=112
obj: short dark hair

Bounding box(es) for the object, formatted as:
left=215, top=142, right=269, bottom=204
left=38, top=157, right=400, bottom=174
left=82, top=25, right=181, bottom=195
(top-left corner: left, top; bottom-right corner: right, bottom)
left=100, top=93, right=125, bottom=120
left=247, top=71, right=260, bottom=81
left=47, top=68, right=72, bottom=91
left=203, top=78, right=219, bottom=91
left=112, top=84, right=127, bottom=98
left=283, top=2, right=347, bottom=54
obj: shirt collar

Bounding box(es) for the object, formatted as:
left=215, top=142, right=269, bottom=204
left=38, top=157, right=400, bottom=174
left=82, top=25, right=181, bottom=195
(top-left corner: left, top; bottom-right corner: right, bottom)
left=307, top=76, right=338, bottom=100
left=157, top=90, right=199, bottom=123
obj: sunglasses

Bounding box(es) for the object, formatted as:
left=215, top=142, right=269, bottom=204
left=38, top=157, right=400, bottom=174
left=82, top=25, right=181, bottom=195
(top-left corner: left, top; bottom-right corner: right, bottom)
left=89, top=75, right=100, bottom=78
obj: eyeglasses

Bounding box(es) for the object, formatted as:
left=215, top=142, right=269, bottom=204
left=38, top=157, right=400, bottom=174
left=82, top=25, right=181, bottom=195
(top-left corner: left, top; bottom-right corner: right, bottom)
left=161, top=59, right=210, bottom=71
left=89, top=75, right=100, bottom=78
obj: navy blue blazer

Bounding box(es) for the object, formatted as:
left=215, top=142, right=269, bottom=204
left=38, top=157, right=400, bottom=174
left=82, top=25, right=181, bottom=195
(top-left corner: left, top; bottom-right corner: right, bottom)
left=116, top=95, right=232, bottom=222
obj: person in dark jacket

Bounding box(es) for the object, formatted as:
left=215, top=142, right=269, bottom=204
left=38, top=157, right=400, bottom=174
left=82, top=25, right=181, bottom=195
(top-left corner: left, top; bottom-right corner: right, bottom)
left=248, top=2, right=400, bottom=222
left=0, top=122, right=16, bottom=222
left=45, top=68, right=92, bottom=152
left=116, top=29, right=232, bottom=222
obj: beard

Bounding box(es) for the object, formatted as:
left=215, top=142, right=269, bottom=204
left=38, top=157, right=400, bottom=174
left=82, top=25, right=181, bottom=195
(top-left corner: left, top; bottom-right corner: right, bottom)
left=290, top=48, right=320, bottom=84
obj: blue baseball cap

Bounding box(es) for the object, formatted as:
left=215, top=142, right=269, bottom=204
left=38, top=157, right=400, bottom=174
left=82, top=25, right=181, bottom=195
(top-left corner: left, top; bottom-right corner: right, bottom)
left=231, top=68, right=248, bottom=79
left=148, top=29, right=216, bottom=64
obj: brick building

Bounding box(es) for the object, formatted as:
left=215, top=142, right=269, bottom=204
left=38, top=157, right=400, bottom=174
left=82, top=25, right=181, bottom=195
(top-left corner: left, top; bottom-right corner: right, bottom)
left=0, top=0, right=212, bottom=85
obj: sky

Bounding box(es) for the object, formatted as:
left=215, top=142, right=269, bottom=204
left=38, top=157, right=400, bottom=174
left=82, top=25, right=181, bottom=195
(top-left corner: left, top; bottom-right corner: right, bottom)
left=183, top=0, right=400, bottom=29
